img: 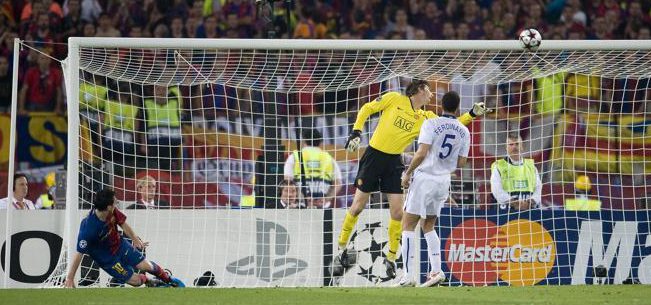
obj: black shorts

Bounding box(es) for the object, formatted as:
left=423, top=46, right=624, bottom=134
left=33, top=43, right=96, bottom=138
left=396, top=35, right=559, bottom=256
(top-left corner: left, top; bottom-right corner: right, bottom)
left=354, top=146, right=404, bottom=194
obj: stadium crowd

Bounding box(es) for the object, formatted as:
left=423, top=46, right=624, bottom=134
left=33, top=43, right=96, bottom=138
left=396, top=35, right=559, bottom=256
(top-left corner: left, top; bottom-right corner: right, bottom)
left=1, top=0, right=650, bottom=210
left=1, top=0, right=650, bottom=114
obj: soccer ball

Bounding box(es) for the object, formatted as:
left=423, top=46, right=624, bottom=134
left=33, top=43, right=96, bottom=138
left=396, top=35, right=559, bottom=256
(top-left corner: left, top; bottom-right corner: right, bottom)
left=518, top=28, right=542, bottom=52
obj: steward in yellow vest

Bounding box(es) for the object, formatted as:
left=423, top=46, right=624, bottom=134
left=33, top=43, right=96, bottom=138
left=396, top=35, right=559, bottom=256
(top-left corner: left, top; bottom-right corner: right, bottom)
left=490, top=134, right=542, bottom=210
left=79, top=71, right=109, bottom=123
left=143, top=85, right=182, bottom=145
left=283, top=129, right=342, bottom=208
left=142, top=85, right=183, bottom=170
left=103, top=93, right=139, bottom=146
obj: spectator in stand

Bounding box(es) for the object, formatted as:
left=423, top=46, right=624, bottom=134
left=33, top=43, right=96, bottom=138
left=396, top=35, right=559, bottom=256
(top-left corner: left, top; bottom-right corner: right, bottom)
left=416, top=2, right=443, bottom=39
left=81, top=21, right=96, bottom=37
left=185, top=16, right=199, bottom=38
left=168, top=0, right=190, bottom=21
left=95, top=13, right=120, bottom=37
left=268, top=179, right=302, bottom=209
left=21, top=0, right=63, bottom=21
left=520, top=2, right=548, bottom=33
left=126, top=175, right=170, bottom=209
left=0, top=1, right=16, bottom=30
left=604, top=8, right=624, bottom=37
left=223, top=13, right=246, bottom=38
left=487, top=24, right=507, bottom=40
left=501, top=12, right=517, bottom=36
left=0, top=28, right=16, bottom=57
left=0, top=173, right=36, bottom=209
left=490, top=133, right=542, bottom=211
left=152, top=23, right=169, bottom=38
left=461, top=0, right=483, bottom=38
left=414, top=28, right=426, bottom=40
left=567, top=23, right=586, bottom=39
left=80, top=0, right=102, bottom=23
left=18, top=48, right=63, bottom=114
left=26, top=12, right=57, bottom=48
left=442, top=21, right=455, bottom=39
left=188, top=0, right=207, bottom=19
left=221, top=0, right=254, bottom=37
left=456, top=22, right=470, bottom=39
left=196, top=15, right=220, bottom=38
left=383, top=8, right=414, bottom=39
left=0, top=55, right=10, bottom=112
left=293, top=7, right=326, bottom=39
left=560, top=0, right=587, bottom=28
left=169, top=15, right=186, bottom=38
left=488, top=1, right=504, bottom=27
left=147, top=2, right=166, bottom=33
left=107, top=0, right=148, bottom=35
left=128, top=25, right=145, bottom=37
left=592, top=0, right=620, bottom=18
left=624, top=1, right=651, bottom=39
left=62, top=0, right=83, bottom=40
left=588, top=16, right=612, bottom=39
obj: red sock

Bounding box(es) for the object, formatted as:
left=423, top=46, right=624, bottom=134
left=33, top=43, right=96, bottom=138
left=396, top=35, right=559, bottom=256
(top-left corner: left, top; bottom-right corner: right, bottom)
left=150, top=261, right=171, bottom=282
left=138, top=274, right=148, bottom=286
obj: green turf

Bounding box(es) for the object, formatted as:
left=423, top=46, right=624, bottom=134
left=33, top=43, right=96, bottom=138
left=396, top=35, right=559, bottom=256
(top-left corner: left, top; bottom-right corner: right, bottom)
left=0, top=285, right=648, bottom=305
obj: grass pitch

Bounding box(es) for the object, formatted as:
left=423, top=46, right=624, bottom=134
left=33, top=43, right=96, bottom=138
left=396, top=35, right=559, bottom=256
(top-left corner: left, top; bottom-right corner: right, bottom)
left=0, top=285, right=648, bottom=305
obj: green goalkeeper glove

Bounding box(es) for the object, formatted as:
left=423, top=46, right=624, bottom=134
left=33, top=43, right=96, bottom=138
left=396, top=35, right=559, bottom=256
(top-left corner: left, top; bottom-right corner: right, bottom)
left=470, top=102, right=493, bottom=117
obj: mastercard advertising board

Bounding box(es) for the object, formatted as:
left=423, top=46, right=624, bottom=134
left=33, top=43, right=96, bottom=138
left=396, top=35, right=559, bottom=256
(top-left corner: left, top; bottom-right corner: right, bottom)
left=433, top=209, right=651, bottom=286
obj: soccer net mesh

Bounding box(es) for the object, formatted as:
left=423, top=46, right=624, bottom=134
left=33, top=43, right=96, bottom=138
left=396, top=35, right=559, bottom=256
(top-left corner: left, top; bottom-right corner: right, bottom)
left=41, top=39, right=651, bottom=287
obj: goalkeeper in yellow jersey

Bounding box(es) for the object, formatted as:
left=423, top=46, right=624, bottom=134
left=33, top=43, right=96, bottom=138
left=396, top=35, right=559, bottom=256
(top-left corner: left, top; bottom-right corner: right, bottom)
left=334, top=79, right=490, bottom=278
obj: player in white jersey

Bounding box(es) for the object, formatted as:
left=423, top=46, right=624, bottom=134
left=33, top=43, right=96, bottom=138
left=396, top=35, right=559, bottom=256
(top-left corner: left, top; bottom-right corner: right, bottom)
left=397, top=91, right=471, bottom=287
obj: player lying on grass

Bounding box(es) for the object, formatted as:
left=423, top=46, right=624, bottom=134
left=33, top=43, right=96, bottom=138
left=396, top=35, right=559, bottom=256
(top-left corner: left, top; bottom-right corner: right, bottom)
left=64, top=188, right=184, bottom=288
left=335, top=79, right=490, bottom=278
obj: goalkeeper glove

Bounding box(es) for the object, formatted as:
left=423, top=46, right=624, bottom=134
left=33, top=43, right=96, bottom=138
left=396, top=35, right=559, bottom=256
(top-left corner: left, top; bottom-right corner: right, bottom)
left=345, top=130, right=362, bottom=152
left=469, top=102, right=492, bottom=117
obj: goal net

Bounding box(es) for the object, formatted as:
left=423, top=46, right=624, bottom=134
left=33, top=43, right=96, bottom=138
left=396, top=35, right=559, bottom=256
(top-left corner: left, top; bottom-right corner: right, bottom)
left=37, top=38, right=651, bottom=288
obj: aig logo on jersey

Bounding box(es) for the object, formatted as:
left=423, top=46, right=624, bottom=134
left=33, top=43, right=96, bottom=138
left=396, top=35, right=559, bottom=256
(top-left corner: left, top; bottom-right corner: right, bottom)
left=393, top=116, right=414, bottom=132
left=445, top=219, right=556, bottom=286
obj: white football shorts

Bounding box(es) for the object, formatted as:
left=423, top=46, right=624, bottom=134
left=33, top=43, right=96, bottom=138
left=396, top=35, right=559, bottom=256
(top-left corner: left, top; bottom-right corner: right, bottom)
left=403, top=172, right=451, bottom=218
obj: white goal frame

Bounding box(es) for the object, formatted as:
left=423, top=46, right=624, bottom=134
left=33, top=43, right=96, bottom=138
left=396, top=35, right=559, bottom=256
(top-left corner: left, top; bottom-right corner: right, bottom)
left=61, top=38, right=651, bottom=287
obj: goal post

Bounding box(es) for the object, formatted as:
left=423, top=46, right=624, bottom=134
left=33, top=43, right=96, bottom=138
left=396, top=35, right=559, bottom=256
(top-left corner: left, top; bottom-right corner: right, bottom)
left=35, top=38, right=651, bottom=288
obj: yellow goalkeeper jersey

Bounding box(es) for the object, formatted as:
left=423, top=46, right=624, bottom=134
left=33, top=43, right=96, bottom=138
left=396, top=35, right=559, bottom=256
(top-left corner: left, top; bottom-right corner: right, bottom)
left=353, top=92, right=473, bottom=155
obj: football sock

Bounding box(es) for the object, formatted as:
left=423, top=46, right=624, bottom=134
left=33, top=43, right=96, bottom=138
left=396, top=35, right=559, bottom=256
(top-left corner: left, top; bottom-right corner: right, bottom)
left=338, top=211, right=359, bottom=249
left=424, top=230, right=441, bottom=273
left=138, top=274, right=148, bottom=286
left=401, top=231, right=416, bottom=279
left=387, top=218, right=402, bottom=262
left=150, top=261, right=171, bottom=282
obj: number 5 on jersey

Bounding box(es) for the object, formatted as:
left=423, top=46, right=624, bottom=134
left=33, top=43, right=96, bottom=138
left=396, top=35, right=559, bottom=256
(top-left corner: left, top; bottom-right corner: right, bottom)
left=439, top=134, right=456, bottom=159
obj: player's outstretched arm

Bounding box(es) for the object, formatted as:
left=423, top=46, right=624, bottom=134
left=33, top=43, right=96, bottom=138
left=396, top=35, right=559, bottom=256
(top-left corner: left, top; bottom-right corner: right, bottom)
left=457, top=102, right=493, bottom=126
left=64, top=252, right=84, bottom=288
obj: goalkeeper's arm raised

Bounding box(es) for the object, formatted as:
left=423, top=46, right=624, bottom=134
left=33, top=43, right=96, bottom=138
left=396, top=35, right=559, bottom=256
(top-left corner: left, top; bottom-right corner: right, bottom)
left=345, top=94, right=394, bottom=152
